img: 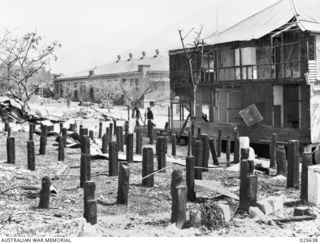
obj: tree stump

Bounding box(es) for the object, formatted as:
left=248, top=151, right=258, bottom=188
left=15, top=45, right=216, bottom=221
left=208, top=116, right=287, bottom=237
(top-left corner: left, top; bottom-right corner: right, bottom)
left=117, top=162, right=130, bottom=204
left=38, top=176, right=51, bottom=209
left=142, top=147, right=154, bottom=187
left=27, top=140, right=35, bottom=171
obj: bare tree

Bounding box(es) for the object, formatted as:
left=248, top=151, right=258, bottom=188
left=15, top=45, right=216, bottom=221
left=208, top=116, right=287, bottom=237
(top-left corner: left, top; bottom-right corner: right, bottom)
left=0, top=31, right=61, bottom=109
left=178, top=26, right=204, bottom=119
left=100, top=80, right=123, bottom=112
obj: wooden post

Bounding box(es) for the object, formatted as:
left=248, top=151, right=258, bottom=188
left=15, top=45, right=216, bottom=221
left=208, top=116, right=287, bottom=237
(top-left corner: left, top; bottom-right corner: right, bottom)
left=241, top=148, right=250, bottom=160
left=60, top=122, right=63, bottom=134
left=142, top=147, right=154, bottom=187
left=217, top=129, right=222, bottom=157
left=200, top=134, right=209, bottom=171
left=186, top=156, right=196, bottom=201
left=270, top=133, right=277, bottom=168
left=171, top=133, right=176, bottom=156
left=170, top=170, right=183, bottom=198
left=29, top=123, right=35, bottom=141
left=101, top=134, right=108, bottom=154
left=109, top=141, right=118, bottom=176
left=79, top=125, right=83, bottom=135
left=171, top=185, right=187, bottom=229
left=113, top=120, right=117, bottom=135
left=7, top=126, right=11, bottom=137
left=136, top=127, right=142, bottom=155
left=83, top=181, right=96, bottom=224
left=4, top=121, right=9, bottom=132
left=157, top=136, right=166, bottom=171
left=126, top=133, right=134, bottom=163
left=239, top=174, right=258, bottom=212
left=209, top=138, right=219, bottom=165
left=38, top=176, right=51, bottom=209
left=148, top=120, right=154, bottom=144
left=41, top=125, right=48, bottom=139
left=276, top=145, right=287, bottom=176
left=194, top=140, right=203, bottom=180
left=226, top=134, right=231, bottom=166
left=27, top=140, right=35, bottom=171
left=301, top=152, right=312, bottom=202
left=197, top=127, right=201, bottom=139
left=6, top=137, right=15, bottom=164
left=109, top=123, right=113, bottom=137
left=39, top=136, right=46, bottom=155
left=118, top=126, right=124, bottom=152
left=191, top=136, right=197, bottom=156
left=81, top=135, right=90, bottom=155
left=117, top=162, right=130, bottom=204
left=124, top=121, right=129, bottom=143
left=89, top=130, right=94, bottom=141
left=98, top=122, right=103, bottom=139
left=58, top=135, right=64, bottom=161
left=287, top=140, right=300, bottom=189
left=80, top=153, right=91, bottom=188
left=191, top=124, right=195, bottom=137
left=233, top=131, right=240, bottom=164
left=86, top=200, right=97, bottom=225
left=187, top=129, right=191, bottom=156
left=61, top=128, right=67, bottom=148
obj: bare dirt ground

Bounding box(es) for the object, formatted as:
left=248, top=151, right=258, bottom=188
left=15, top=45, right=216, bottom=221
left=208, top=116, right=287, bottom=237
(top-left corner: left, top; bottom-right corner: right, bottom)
left=0, top=100, right=320, bottom=237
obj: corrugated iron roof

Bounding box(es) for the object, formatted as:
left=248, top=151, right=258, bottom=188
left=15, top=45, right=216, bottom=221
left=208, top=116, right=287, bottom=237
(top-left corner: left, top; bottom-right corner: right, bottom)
left=58, top=54, right=169, bottom=80
left=205, top=0, right=320, bottom=45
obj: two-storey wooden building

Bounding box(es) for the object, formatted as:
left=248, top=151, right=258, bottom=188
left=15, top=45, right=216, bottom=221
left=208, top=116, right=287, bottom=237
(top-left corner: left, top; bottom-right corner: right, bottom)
left=169, top=0, right=320, bottom=151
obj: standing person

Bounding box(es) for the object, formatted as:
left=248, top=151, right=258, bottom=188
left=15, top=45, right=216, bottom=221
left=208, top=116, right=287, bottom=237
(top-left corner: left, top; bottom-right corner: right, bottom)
left=146, top=107, right=155, bottom=126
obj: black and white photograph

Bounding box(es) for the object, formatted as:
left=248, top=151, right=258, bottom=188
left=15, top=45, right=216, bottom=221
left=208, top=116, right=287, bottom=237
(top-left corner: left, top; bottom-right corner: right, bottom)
left=0, top=0, right=319, bottom=240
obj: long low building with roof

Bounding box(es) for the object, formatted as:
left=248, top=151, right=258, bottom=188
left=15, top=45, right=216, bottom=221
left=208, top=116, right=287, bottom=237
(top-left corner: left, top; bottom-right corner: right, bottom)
left=54, top=50, right=169, bottom=108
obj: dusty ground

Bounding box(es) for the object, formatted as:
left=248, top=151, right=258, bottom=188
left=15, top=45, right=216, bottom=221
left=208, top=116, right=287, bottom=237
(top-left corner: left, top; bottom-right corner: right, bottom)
left=0, top=100, right=320, bottom=237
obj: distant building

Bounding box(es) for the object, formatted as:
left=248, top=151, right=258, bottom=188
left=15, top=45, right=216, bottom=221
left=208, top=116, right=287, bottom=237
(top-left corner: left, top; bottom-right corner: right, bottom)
left=54, top=50, right=169, bottom=107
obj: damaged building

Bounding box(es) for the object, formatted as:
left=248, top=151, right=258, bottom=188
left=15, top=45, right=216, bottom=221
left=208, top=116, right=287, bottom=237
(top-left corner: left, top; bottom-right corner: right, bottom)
left=54, top=50, right=170, bottom=107
left=169, top=0, right=320, bottom=152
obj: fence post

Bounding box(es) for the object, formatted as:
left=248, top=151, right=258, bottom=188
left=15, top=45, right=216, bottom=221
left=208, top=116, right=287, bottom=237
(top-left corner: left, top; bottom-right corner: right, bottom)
left=38, top=176, right=51, bottom=209
left=27, top=140, right=35, bottom=171
left=117, top=162, right=130, bottom=204
left=287, top=140, right=300, bottom=189
left=142, top=147, right=154, bottom=187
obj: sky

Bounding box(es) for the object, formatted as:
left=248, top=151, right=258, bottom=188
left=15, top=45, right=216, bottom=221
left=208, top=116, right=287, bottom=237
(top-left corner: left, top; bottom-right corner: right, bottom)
left=0, top=0, right=280, bottom=75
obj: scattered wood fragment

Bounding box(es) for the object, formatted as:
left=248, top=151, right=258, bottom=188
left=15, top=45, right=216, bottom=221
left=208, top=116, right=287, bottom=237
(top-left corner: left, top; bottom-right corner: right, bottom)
left=273, top=215, right=316, bottom=223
